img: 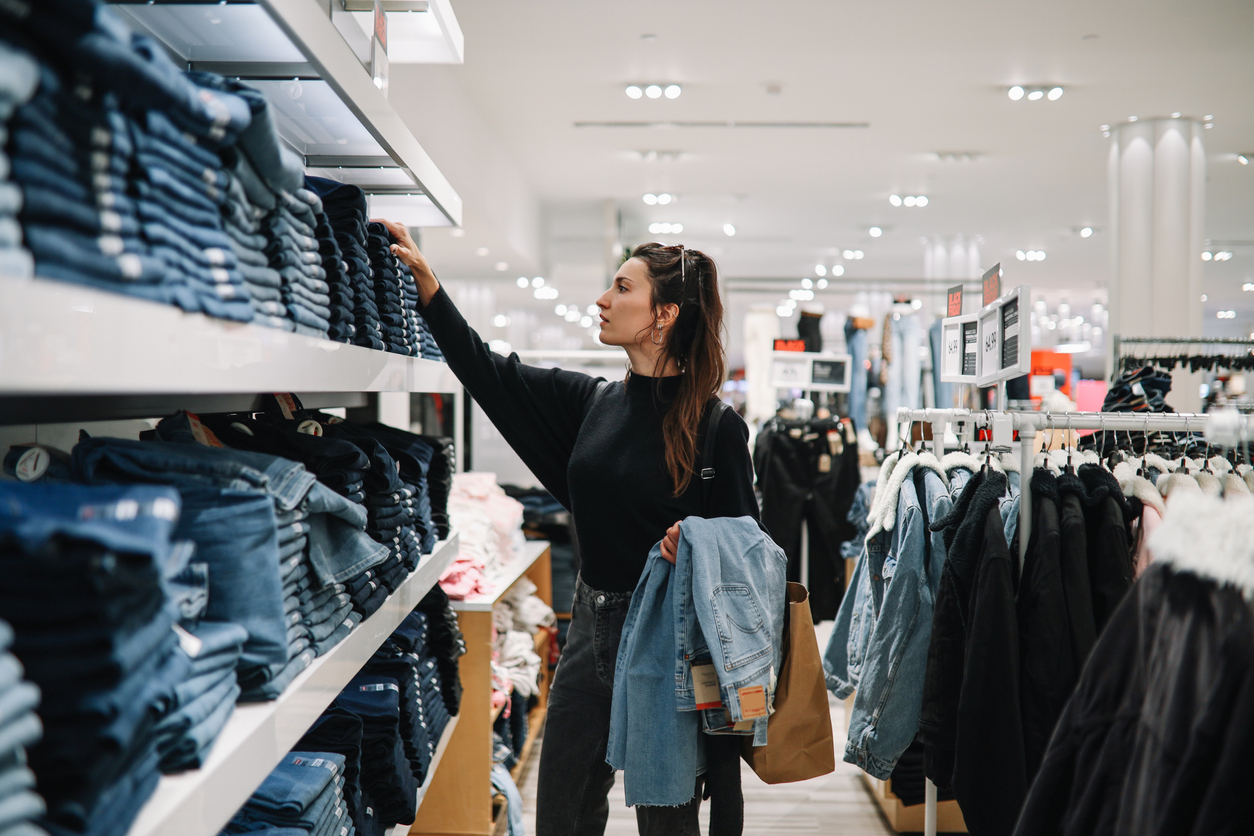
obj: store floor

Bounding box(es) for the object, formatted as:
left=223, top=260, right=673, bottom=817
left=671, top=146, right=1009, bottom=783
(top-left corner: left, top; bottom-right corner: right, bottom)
left=517, top=622, right=897, bottom=835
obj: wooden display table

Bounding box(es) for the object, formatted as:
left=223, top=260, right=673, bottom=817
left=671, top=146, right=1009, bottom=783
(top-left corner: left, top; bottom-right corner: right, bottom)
left=408, top=541, right=553, bottom=836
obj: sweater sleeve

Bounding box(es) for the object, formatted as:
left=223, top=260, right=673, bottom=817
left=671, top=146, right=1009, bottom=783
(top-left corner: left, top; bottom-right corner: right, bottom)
left=421, top=286, right=601, bottom=509
left=707, top=409, right=762, bottom=523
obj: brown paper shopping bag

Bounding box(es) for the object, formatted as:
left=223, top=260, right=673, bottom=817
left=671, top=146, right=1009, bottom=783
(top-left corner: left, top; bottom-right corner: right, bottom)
left=741, top=582, right=836, bottom=783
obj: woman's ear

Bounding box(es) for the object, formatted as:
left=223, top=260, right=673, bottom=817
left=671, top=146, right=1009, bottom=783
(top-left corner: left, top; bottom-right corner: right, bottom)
left=655, top=302, right=680, bottom=328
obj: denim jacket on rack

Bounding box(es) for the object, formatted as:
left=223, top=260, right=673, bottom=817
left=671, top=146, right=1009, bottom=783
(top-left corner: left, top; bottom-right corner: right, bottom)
left=824, top=452, right=951, bottom=779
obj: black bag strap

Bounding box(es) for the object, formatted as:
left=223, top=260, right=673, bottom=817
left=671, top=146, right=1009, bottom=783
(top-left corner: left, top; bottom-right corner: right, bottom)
left=700, top=399, right=731, bottom=514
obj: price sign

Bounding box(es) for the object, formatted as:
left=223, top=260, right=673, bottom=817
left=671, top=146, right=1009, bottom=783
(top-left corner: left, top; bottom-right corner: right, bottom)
left=770, top=352, right=852, bottom=392
left=977, top=283, right=1032, bottom=387
left=940, top=312, right=979, bottom=383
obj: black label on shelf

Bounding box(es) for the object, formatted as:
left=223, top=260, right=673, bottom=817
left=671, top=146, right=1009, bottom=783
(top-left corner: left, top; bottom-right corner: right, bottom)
left=1001, top=299, right=1020, bottom=370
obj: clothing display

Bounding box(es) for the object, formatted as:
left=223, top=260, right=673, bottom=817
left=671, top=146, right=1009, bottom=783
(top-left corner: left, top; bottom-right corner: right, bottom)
left=754, top=416, right=861, bottom=621
left=0, top=2, right=444, bottom=355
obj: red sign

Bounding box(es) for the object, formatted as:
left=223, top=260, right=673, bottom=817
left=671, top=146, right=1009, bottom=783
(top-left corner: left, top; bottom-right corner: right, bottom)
left=774, top=339, right=806, bottom=352
left=373, top=0, right=387, bottom=51
left=946, top=284, right=963, bottom=317
left=982, top=263, right=1002, bottom=307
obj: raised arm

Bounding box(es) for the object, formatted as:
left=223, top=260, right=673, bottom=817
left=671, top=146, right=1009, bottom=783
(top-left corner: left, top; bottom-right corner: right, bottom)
left=377, top=219, right=601, bottom=508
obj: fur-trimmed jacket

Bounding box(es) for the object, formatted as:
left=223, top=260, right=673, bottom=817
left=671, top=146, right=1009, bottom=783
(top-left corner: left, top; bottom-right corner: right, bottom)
left=1015, top=492, right=1254, bottom=836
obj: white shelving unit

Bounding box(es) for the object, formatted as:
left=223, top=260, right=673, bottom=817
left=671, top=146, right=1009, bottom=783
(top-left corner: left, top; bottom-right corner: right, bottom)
left=0, top=278, right=459, bottom=397
left=124, top=535, right=459, bottom=836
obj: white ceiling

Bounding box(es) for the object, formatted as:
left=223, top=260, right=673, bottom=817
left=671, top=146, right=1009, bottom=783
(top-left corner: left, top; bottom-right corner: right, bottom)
left=407, top=0, right=1254, bottom=336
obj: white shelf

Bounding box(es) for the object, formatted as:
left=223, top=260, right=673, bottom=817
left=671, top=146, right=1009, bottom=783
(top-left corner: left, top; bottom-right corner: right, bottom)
left=385, top=711, right=461, bottom=836
left=124, top=534, right=459, bottom=836
left=452, top=540, right=550, bottom=613
left=0, top=277, right=459, bottom=396
left=111, top=0, right=462, bottom=225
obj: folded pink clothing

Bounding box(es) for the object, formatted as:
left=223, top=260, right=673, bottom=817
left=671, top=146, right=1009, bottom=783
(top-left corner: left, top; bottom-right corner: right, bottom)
left=440, top=555, right=492, bottom=599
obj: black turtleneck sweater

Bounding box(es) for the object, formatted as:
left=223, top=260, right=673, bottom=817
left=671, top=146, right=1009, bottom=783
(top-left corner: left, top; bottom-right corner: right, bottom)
left=421, top=286, right=760, bottom=593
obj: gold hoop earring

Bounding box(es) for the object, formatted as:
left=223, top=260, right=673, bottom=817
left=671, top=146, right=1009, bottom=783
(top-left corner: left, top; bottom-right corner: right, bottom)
left=652, top=327, right=664, bottom=345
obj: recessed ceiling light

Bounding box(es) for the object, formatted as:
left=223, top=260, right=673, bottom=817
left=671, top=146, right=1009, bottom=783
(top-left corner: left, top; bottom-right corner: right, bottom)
left=869, top=227, right=883, bottom=238
left=831, top=265, right=844, bottom=276
left=656, top=193, right=673, bottom=205
left=889, top=194, right=902, bottom=206
left=1047, top=87, right=1064, bottom=100
left=643, top=193, right=657, bottom=205
left=1027, top=90, right=1044, bottom=101
left=626, top=85, right=643, bottom=99
left=475, top=247, right=489, bottom=256
left=814, top=265, right=826, bottom=277
left=645, top=85, right=662, bottom=99
left=664, top=85, right=682, bottom=99
left=1008, top=86, right=1025, bottom=101
left=1080, top=227, right=1093, bottom=238
left=723, top=223, right=736, bottom=237
left=516, top=277, right=528, bottom=288
left=531, top=277, right=545, bottom=287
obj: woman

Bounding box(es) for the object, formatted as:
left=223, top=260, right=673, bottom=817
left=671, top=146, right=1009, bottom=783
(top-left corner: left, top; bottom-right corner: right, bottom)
left=378, top=220, right=760, bottom=836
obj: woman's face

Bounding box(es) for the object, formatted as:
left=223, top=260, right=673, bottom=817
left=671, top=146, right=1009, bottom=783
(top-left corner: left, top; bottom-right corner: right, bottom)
left=595, top=257, right=663, bottom=347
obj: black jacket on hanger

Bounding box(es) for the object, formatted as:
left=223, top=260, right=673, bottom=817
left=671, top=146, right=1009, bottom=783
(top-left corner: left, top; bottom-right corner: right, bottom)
left=1076, top=465, right=1135, bottom=631
left=1014, top=563, right=1254, bottom=836
left=1017, top=469, right=1080, bottom=781
left=753, top=418, right=859, bottom=621
left=921, top=469, right=1028, bottom=836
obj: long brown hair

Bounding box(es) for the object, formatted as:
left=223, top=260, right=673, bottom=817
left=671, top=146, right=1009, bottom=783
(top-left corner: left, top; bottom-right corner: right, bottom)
left=629, top=242, right=726, bottom=497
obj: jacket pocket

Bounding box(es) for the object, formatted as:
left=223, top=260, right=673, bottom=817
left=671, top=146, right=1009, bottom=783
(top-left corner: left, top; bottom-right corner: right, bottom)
left=711, top=585, right=771, bottom=671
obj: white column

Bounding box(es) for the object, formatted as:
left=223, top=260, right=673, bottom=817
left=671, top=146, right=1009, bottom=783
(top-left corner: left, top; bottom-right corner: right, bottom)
left=1108, top=118, right=1205, bottom=411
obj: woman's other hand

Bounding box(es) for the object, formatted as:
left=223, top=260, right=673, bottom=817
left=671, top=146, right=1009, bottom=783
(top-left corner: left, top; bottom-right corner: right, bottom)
left=372, top=217, right=440, bottom=305
left=660, top=521, right=682, bottom=564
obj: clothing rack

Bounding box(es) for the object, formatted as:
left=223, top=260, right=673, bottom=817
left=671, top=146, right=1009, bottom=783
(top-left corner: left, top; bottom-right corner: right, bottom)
left=1113, top=335, right=1254, bottom=365
left=891, top=406, right=1251, bottom=836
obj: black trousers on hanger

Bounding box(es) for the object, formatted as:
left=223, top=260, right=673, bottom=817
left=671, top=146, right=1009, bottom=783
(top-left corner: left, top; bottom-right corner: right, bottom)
left=756, top=424, right=860, bottom=622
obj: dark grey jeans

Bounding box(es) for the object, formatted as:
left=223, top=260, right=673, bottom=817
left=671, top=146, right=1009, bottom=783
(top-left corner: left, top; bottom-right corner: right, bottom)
left=536, top=576, right=701, bottom=836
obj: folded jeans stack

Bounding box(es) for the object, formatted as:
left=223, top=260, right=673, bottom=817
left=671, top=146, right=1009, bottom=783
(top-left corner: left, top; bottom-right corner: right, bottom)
left=152, top=620, right=247, bottom=772
left=0, top=41, right=37, bottom=281
left=0, top=482, right=192, bottom=836
left=333, top=677, right=416, bottom=829
left=220, top=751, right=354, bottom=836
left=293, top=708, right=376, bottom=836
left=0, top=619, right=47, bottom=836
left=5, top=2, right=260, bottom=322
left=364, top=222, right=417, bottom=356
left=306, top=178, right=385, bottom=352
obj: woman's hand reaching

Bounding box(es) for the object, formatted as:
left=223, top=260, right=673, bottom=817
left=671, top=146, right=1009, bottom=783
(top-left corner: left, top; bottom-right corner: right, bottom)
left=372, top=217, right=440, bottom=305
left=660, top=521, right=682, bottom=565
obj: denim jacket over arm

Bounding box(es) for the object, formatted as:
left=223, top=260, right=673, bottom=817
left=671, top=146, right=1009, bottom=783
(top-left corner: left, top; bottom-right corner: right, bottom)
left=824, top=452, right=951, bottom=779
left=607, top=515, right=786, bottom=806
left=672, top=515, right=787, bottom=747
